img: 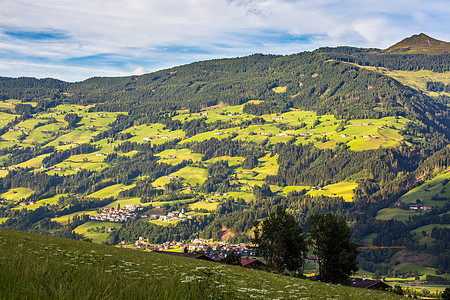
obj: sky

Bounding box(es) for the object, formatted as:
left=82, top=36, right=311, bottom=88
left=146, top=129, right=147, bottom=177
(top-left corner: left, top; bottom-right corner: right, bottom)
left=0, top=0, right=449, bottom=82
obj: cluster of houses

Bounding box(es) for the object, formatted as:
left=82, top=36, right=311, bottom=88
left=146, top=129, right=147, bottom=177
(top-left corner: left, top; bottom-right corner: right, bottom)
left=46, top=166, right=62, bottom=171
left=132, top=237, right=256, bottom=262
left=394, top=202, right=433, bottom=211
left=154, top=208, right=189, bottom=222
left=165, top=175, right=182, bottom=179
left=255, top=132, right=272, bottom=136
left=8, top=126, right=26, bottom=132
left=90, top=204, right=143, bottom=222
left=142, top=136, right=174, bottom=141
left=59, top=141, right=79, bottom=146
left=192, top=112, right=208, bottom=117
left=310, top=186, right=324, bottom=191
left=409, top=204, right=433, bottom=211
left=351, top=123, right=372, bottom=126
left=94, top=113, right=108, bottom=117
left=19, top=201, right=36, bottom=206
left=299, top=132, right=315, bottom=136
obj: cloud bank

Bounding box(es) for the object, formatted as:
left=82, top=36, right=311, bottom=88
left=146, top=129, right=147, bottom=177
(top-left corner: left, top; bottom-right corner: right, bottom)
left=0, top=0, right=448, bottom=81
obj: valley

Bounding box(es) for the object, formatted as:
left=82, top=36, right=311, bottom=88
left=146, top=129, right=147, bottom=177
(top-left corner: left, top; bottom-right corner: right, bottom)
left=0, top=34, right=449, bottom=297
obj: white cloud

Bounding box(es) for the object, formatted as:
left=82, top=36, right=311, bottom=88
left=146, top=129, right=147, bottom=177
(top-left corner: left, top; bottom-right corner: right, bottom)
left=130, top=67, right=148, bottom=76
left=0, top=0, right=448, bottom=81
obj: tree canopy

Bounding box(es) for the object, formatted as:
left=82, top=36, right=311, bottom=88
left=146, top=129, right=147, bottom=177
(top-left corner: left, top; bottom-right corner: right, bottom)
left=253, top=206, right=308, bottom=273
left=307, top=212, right=359, bottom=284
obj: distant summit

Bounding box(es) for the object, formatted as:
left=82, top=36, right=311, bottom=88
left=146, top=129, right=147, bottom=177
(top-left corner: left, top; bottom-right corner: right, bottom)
left=385, top=33, right=450, bottom=54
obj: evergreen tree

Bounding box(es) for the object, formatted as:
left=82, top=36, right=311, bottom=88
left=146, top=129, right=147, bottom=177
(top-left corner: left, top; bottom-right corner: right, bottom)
left=307, top=213, right=359, bottom=284
left=252, top=206, right=308, bottom=273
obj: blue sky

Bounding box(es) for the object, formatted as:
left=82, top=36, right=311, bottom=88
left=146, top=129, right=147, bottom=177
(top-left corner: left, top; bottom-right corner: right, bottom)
left=0, top=0, right=449, bottom=82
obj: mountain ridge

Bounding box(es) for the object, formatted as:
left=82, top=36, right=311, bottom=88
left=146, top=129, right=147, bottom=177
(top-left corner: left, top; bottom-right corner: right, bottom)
left=385, top=33, right=450, bottom=54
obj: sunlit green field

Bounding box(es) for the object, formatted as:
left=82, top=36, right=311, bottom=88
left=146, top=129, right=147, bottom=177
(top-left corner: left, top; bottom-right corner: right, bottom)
left=12, top=193, right=68, bottom=211
left=73, top=221, right=123, bottom=243
left=375, top=207, right=420, bottom=221
left=87, top=183, right=136, bottom=199
left=361, top=66, right=450, bottom=96
left=171, top=166, right=208, bottom=186
left=74, top=221, right=122, bottom=234
left=1, top=187, right=34, bottom=202
left=206, top=156, right=244, bottom=167
left=189, top=200, right=220, bottom=211
left=51, top=210, right=98, bottom=224
left=225, top=191, right=255, bottom=202
left=306, top=181, right=358, bottom=202
left=149, top=219, right=181, bottom=226
left=120, top=123, right=185, bottom=143
left=155, top=148, right=203, bottom=165
left=398, top=172, right=450, bottom=207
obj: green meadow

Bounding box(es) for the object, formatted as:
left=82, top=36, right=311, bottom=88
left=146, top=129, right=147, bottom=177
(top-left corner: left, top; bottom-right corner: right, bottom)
left=171, top=166, right=208, bottom=186
left=74, top=221, right=122, bottom=234
left=306, top=181, right=357, bottom=202
left=189, top=200, right=220, bottom=211
left=206, top=156, right=244, bottom=167
left=74, top=221, right=123, bottom=243
left=1, top=187, right=34, bottom=202
left=120, top=123, right=185, bottom=143
left=149, top=219, right=181, bottom=226
left=376, top=207, right=420, bottom=221
left=155, top=148, right=202, bottom=165
left=411, top=224, right=450, bottom=245
left=0, top=228, right=402, bottom=299
left=87, top=183, right=136, bottom=199
left=52, top=210, right=98, bottom=224
left=398, top=172, right=450, bottom=207
left=224, top=191, right=255, bottom=202
left=364, top=66, right=450, bottom=96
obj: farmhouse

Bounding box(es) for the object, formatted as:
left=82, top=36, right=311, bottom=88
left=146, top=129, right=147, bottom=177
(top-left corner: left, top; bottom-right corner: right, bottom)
left=272, top=117, right=283, bottom=120
left=351, top=277, right=391, bottom=291
left=240, top=258, right=266, bottom=269
left=409, top=205, right=419, bottom=210
left=421, top=205, right=433, bottom=210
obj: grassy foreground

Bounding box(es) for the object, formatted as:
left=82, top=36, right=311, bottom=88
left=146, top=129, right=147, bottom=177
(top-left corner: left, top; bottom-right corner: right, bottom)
left=0, top=229, right=402, bottom=299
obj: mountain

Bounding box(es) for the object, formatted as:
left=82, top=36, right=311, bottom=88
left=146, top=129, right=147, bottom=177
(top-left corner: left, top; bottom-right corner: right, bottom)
left=0, top=35, right=449, bottom=292
left=385, top=33, right=450, bottom=54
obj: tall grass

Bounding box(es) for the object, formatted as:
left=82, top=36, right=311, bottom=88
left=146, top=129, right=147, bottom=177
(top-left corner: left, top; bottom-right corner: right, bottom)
left=0, top=228, right=402, bottom=299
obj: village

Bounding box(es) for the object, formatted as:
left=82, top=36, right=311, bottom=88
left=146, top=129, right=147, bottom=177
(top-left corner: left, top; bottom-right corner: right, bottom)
left=131, top=237, right=257, bottom=263
left=89, top=204, right=143, bottom=222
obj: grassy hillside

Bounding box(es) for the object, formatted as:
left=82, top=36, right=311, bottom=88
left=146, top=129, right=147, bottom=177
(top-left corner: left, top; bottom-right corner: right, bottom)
left=0, top=228, right=402, bottom=300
